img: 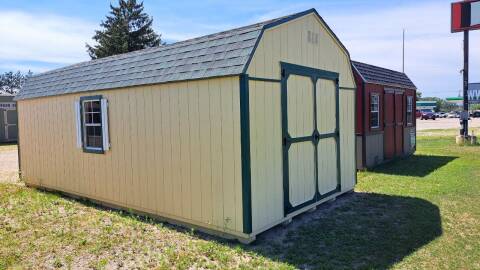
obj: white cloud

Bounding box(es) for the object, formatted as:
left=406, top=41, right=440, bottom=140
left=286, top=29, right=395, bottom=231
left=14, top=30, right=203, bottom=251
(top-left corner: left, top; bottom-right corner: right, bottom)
left=0, top=10, right=94, bottom=65
left=1, top=2, right=479, bottom=98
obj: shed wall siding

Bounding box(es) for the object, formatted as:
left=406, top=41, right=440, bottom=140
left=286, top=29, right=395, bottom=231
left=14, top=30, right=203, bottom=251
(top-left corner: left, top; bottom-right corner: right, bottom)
left=17, top=76, right=244, bottom=235
left=248, top=80, right=284, bottom=233
left=247, top=13, right=355, bottom=88
left=365, top=133, right=384, bottom=168
left=247, top=14, right=356, bottom=232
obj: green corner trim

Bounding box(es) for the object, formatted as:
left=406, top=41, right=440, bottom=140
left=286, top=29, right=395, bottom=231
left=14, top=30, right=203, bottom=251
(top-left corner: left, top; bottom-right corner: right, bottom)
left=239, top=74, right=252, bottom=234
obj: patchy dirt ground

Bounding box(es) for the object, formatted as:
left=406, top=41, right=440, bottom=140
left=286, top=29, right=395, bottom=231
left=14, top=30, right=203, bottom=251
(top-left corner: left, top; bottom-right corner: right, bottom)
left=0, top=149, right=18, bottom=183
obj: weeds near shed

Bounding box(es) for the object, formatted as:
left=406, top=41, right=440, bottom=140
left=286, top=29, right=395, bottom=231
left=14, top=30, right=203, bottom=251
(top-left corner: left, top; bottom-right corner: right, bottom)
left=0, top=130, right=479, bottom=269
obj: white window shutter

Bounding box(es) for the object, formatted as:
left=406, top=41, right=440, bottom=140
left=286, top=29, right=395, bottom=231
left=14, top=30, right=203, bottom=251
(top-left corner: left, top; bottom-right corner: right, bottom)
left=74, top=100, right=82, bottom=148
left=101, top=98, right=110, bottom=151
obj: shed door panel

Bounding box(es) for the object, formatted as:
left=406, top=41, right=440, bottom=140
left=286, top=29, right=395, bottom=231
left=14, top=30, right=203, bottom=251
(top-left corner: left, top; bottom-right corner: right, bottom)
left=286, top=75, right=316, bottom=207
left=317, top=138, right=337, bottom=194
left=316, top=79, right=336, bottom=134
left=384, top=93, right=395, bottom=160
left=288, top=142, right=316, bottom=207
left=287, top=75, right=314, bottom=137
left=394, top=94, right=404, bottom=157
left=316, top=79, right=337, bottom=195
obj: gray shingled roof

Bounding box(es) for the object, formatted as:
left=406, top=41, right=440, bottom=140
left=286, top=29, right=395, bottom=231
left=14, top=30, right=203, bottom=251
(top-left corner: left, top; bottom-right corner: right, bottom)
left=352, top=61, right=417, bottom=90
left=17, top=9, right=333, bottom=100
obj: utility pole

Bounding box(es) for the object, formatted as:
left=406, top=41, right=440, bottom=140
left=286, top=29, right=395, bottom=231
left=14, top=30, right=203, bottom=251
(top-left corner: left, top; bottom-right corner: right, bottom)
left=462, top=30, right=469, bottom=136
left=402, top=29, right=405, bottom=73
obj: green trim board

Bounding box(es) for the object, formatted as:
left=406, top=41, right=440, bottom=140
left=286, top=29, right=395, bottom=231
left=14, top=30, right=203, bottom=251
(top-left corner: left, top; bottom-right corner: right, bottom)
left=280, top=62, right=341, bottom=216
left=248, top=77, right=282, bottom=83
left=239, top=74, right=252, bottom=234
left=339, top=86, right=356, bottom=91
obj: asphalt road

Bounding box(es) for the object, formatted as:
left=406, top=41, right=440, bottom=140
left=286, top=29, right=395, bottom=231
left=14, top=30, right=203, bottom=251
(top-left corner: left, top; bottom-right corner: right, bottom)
left=416, top=117, right=480, bottom=131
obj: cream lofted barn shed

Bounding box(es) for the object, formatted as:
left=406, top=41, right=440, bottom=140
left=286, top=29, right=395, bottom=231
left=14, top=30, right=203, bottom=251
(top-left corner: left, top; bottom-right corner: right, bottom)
left=15, top=9, right=356, bottom=243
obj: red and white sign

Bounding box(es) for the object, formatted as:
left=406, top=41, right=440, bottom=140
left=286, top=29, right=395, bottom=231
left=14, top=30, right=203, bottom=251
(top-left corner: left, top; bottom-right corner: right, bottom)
left=452, top=0, right=480, bottom=32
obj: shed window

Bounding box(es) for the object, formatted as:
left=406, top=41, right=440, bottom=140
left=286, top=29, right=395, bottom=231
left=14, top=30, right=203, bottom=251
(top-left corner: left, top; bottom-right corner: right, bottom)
left=370, top=94, right=380, bottom=128
left=75, top=96, right=110, bottom=153
left=407, top=96, right=413, bottom=124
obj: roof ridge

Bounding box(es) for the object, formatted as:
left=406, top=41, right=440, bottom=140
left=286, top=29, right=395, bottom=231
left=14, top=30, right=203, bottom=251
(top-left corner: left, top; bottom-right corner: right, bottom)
left=351, top=60, right=416, bottom=90
left=351, top=60, right=406, bottom=75
left=17, top=8, right=326, bottom=100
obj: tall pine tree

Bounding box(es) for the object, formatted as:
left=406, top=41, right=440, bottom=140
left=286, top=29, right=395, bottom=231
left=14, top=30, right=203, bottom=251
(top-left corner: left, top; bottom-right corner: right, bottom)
left=86, top=0, right=162, bottom=59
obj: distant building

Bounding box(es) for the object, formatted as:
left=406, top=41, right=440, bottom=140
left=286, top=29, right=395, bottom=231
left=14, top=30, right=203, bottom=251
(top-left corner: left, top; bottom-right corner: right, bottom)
left=416, top=101, right=436, bottom=110
left=446, top=97, right=463, bottom=107
left=0, top=93, right=17, bottom=142
left=445, top=83, right=480, bottom=107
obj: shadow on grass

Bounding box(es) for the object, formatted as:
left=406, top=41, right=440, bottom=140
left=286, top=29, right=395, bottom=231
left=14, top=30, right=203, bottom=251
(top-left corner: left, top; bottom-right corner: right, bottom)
left=26, top=186, right=442, bottom=269
left=248, top=192, right=442, bottom=269
left=372, top=154, right=457, bottom=177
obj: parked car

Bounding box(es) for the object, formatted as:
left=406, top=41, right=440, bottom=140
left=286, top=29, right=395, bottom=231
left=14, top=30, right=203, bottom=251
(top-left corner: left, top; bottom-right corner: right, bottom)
left=437, top=112, right=447, bottom=118
left=416, top=109, right=422, bottom=118
left=420, top=109, right=436, bottom=120
left=447, top=111, right=459, bottom=118
left=472, top=111, right=480, bottom=118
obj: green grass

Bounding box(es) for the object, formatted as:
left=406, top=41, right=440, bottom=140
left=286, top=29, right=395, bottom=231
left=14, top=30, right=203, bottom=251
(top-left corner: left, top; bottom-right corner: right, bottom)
left=1, top=131, right=479, bottom=269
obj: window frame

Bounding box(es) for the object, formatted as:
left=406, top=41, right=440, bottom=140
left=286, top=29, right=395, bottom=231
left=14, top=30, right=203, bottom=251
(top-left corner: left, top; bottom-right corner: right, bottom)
left=370, top=93, right=380, bottom=129
left=80, top=95, right=104, bottom=154
left=406, top=96, right=414, bottom=125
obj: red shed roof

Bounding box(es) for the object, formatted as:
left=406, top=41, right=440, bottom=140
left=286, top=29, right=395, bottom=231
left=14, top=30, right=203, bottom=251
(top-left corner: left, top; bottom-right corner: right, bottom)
left=352, top=61, right=417, bottom=90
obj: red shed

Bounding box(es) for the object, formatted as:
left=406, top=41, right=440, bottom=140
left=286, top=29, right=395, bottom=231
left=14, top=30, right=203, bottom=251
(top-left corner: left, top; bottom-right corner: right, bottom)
left=352, top=61, right=417, bottom=169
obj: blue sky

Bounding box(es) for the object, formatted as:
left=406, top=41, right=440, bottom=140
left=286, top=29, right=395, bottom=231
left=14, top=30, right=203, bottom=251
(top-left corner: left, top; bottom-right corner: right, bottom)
left=1, top=0, right=479, bottom=98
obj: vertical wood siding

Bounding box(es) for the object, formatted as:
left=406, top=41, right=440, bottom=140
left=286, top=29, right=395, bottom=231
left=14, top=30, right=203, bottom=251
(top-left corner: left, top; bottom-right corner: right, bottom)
left=247, top=13, right=356, bottom=232
left=17, top=76, right=244, bottom=235
left=339, top=90, right=356, bottom=192
left=248, top=80, right=284, bottom=233
left=247, top=13, right=355, bottom=88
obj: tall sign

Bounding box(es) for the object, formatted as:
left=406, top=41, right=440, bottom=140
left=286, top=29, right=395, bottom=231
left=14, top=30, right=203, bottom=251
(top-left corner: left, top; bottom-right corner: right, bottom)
left=469, top=83, right=480, bottom=104
left=452, top=0, right=480, bottom=136
left=452, top=0, right=480, bottom=32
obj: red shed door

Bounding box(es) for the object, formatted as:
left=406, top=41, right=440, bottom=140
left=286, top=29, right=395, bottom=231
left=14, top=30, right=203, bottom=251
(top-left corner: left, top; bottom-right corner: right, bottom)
left=394, top=93, right=404, bottom=157
left=384, top=92, right=395, bottom=160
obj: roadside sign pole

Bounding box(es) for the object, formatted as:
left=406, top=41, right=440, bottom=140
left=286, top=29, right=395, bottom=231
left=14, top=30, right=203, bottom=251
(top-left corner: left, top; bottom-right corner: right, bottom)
left=462, top=30, right=469, bottom=136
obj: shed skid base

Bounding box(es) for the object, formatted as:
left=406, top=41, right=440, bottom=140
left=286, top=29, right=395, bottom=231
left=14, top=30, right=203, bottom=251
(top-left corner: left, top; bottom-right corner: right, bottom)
left=282, top=219, right=293, bottom=226
left=307, top=206, right=317, bottom=213
left=24, top=183, right=252, bottom=244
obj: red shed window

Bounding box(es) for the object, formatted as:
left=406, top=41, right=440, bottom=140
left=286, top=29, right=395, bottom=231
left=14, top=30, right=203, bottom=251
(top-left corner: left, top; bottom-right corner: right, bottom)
left=370, top=94, right=380, bottom=129
left=407, top=96, right=413, bottom=125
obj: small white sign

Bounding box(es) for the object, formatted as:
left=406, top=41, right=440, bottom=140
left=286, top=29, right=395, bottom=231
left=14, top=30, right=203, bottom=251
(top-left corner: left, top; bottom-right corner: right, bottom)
left=0, top=102, right=16, bottom=109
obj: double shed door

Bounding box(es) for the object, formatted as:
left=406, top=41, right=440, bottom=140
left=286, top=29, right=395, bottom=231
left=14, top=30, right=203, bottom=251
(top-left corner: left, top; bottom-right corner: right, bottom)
left=384, top=89, right=404, bottom=160
left=2, top=109, right=17, bottom=141
left=281, top=63, right=341, bottom=215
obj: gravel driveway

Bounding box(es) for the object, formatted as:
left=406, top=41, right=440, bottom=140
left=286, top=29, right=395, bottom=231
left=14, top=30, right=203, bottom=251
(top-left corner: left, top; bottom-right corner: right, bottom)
left=0, top=150, right=19, bottom=183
